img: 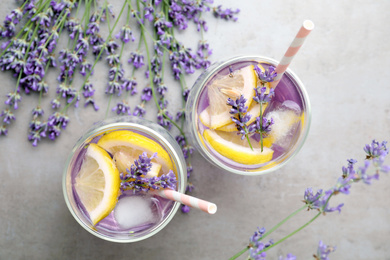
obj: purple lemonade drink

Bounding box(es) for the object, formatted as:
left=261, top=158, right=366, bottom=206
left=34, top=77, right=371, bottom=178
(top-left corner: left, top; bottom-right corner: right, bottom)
left=63, top=117, right=187, bottom=242
left=186, top=56, right=311, bottom=175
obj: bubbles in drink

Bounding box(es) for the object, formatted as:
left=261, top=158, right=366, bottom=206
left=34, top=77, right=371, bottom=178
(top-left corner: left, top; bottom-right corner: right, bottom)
left=114, top=196, right=156, bottom=229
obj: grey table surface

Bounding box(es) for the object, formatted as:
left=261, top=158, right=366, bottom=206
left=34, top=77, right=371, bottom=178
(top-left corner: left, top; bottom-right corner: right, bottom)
left=1, top=0, right=390, bottom=259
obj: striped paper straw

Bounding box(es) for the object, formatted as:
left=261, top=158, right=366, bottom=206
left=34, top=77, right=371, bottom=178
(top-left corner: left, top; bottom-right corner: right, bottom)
left=271, top=20, right=315, bottom=88
left=153, top=189, right=217, bottom=214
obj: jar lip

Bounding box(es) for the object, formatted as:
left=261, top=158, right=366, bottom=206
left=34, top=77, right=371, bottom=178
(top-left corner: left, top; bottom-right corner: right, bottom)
left=62, top=116, right=187, bottom=242
left=187, top=55, right=311, bottom=176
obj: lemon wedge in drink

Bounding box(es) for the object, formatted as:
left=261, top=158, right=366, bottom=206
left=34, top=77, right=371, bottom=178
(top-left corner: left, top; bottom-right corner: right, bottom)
left=74, top=143, right=120, bottom=226
left=97, top=130, right=173, bottom=175
left=205, top=65, right=257, bottom=129
left=203, top=129, right=274, bottom=165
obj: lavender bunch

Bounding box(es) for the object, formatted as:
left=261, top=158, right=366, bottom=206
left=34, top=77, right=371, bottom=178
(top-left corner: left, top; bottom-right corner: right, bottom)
left=231, top=140, right=389, bottom=259
left=0, top=0, right=239, bottom=214
left=119, top=152, right=177, bottom=192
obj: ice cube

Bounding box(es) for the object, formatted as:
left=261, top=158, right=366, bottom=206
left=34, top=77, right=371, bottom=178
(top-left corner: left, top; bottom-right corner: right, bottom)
left=265, top=102, right=301, bottom=148
left=114, top=196, right=156, bottom=229
left=280, top=100, right=301, bottom=115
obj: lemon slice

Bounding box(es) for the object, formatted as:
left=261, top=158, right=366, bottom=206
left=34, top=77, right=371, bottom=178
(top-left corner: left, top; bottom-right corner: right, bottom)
left=75, top=143, right=120, bottom=225
left=206, top=65, right=257, bottom=129
left=97, top=130, right=173, bottom=174
left=113, top=150, right=162, bottom=177
left=203, top=129, right=274, bottom=165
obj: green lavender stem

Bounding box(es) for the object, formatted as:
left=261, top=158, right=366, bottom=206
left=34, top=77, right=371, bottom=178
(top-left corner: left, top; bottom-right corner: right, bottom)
left=261, top=211, right=322, bottom=254
left=259, top=101, right=264, bottom=152
left=229, top=204, right=308, bottom=260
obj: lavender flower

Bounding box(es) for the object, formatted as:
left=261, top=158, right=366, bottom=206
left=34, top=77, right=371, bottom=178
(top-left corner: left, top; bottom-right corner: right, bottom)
left=254, top=65, right=277, bottom=83
left=133, top=104, right=146, bottom=117
left=141, top=87, right=153, bottom=102
left=28, top=120, right=47, bottom=147
left=253, top=87, right=275, bottom=104
left=5, top=91, right=22, bottom=110
left=250, top=116, right=274, bottom=138
left=122, top=77, right=137, bottom=94
left=364, top=140, right=388, bottom=159
left=112, top=101, right=131, bottom=115
left=248, top=227, right=273, bottom=260
left=227, top=95, right=254, bottom=141
left=32, top=106, right=44, bottom=117
left=120, top=152, right=177, bottom=192
left=278, top=254, right=296, bottom=260
left=1, top=109, right=16, bottom=124
left=213, top=5, right=240, bottom=21
left=0, top=124, right=7, bottom=136
left=116, top=25, right=135, bottom=43
left=128, top=51, right=145, bottom=69
left=175, top=134, right=194, bottom=159
left=314, top=241, right=335, bottom=260
left=51, top=98, right=61, bottom=109
left=181, top=205, right=190, bottom=213
left=84, top=97, right=99, bottom=111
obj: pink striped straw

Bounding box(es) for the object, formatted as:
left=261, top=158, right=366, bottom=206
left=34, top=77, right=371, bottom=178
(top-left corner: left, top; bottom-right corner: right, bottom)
left=152, top=189, right=217, bottom=214
left=270, top=20, right=315, bottom=88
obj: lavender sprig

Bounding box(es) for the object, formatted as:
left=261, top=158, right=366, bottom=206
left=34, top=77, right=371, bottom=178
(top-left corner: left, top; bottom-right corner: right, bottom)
left=252, top=65, right=277, bottom=151
left=227, top=95, right=254, bottom=150
left=231, top=140, right=389, bottom=259
left=120, top=152, right=177, bottom=193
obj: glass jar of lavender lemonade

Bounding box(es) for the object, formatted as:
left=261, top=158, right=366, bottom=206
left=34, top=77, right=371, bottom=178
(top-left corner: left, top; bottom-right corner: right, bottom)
left=62, top=116, right=187, bottom=242
left=186, top=56, right=311, bottom=175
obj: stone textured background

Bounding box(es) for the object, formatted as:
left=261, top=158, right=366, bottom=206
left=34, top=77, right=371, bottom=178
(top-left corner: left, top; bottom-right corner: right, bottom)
left=1, top=0, right=389, bottom=259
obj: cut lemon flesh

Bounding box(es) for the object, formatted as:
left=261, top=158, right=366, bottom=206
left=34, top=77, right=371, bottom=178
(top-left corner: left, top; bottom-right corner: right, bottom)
left=203, top=129, right=274, bottom=165
left=97, top=130, right=173, bottom=175
left=206, top=65, right=257, bottom=129
left=75, top=143, right=120, bottom=226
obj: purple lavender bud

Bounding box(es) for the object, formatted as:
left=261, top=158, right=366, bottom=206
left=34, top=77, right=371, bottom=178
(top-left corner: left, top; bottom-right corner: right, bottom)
left=84, top=97, right=99, bottom=111
left=122, top=77, right=137, bottom=95
left=133, top=105, right=146, bottom=117
left=183, top=89, right=190, bottom=102
left=175, top=135, right=186, bottom=148
left=116, top=25, right=135, bottom=43
left=279, top=253, right=297, bottom=260
left=0, top=124, right=8, bottom=135
left=213, top=5, right=240, bottom=21
left=0, top=109, right=16, bottom=124
left=128, top=51, right=145, bottom=69
left=314, top=241, right=336, bottom=260
left=253, top=86, right=275, bottom=104
left=51, top=98, right=61, bottom=109
left=181, top=205, right=190, bottom=213
left=254, top=65, right=277, bottom=83
left=144, top=3, right=155, bottom=22
left=112, top=101, right=131, bottom=115
left=32, top=106, right=44, bottom=117
left=176, top=110, right=184, bottom=121
left=86, top=21, right=100, bottom=36
left=364, top=140, right=388, bottom=159
left=5, top=91, right=21, bottom=110
left=106, top=80, right=123, bottom=96
left=141, top=87, right=152, bottom=102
